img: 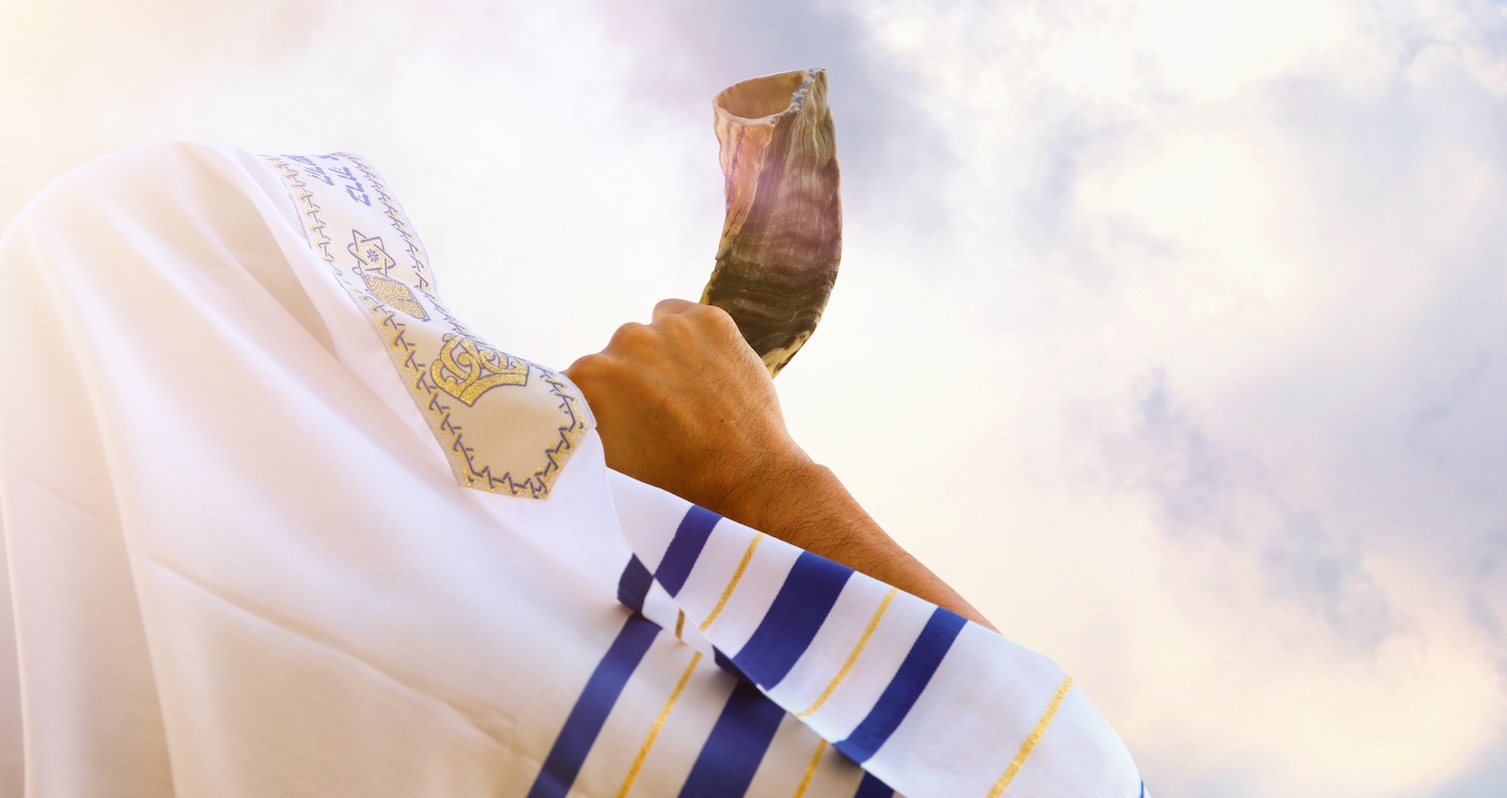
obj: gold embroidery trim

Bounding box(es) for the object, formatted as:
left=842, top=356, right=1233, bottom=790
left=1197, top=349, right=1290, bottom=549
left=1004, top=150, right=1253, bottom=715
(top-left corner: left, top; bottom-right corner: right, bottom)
left=614, top=651, right=703, bottom=798
left=339, top=159, right=435, bottom=292
left=791, top=739, right=829, bottom=798
left=987, top=675, right=1075, bottom=798
left=796, top=587, right=898, bottom=718
left=339, top=153, right=589, bottom=497
left=700, top=534, right=764, bottom=632
left=261, top=153, right=589, bottom=499
left=361, top=272, right=428, bottom=319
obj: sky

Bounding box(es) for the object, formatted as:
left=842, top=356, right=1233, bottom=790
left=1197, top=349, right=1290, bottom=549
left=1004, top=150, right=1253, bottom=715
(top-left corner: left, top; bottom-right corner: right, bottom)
left=3, top=0, right=1506, bottom=795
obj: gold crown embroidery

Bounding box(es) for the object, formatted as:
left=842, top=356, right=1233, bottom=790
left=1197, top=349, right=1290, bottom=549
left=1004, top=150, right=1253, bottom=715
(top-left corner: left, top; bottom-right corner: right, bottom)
left=432, top=333, right=529, bottom=406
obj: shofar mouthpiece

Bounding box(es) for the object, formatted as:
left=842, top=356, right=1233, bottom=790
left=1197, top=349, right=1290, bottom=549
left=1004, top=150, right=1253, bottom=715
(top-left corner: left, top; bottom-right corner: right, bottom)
left=702, top=69, right=841, bottom=377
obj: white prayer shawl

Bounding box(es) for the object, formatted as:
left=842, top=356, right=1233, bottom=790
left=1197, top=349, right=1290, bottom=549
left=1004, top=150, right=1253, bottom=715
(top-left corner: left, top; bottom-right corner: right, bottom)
left=0, top=142, right=1145, bottom=798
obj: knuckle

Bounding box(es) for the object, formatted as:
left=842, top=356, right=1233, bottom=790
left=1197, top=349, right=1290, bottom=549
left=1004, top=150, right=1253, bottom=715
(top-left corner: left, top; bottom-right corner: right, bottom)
left=608, top=321, right=651, bottom=348
left=564, top=353, right=605, bottom=382
left=652, top=313, right=696, bottom=344
left=653, top=297, right=692, bottom=318
left=566, top=353, right=635, bottom=398
left=700, top=303, right=738, bottom=330
left=704, top=307, right=746, bottom=343
left=657, top=312, right=692, bottom=332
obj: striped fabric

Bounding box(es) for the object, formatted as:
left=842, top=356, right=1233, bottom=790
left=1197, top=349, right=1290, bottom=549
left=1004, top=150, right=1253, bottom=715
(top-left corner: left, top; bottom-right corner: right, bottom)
left=525, top=472, right=1147, bottom=798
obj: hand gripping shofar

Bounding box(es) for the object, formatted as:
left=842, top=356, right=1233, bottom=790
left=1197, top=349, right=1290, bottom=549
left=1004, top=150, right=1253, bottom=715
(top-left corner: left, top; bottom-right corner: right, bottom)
left=701, top=69, right=841, bottom=377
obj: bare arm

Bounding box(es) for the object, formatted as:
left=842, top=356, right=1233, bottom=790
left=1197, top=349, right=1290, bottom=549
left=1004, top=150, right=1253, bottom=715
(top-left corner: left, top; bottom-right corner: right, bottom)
left=565, top=298, right=994, bottom=629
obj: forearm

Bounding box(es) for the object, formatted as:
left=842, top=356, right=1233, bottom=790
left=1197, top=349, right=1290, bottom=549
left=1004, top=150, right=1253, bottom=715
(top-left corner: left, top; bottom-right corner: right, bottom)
left=715, top=459, right=996, bottom=630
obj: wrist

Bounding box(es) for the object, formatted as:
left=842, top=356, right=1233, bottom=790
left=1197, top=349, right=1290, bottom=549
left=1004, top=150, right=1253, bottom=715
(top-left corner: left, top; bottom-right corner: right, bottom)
left=712, top=449, right=812, bottom=523
left=717, top=456, right=871, bottom=555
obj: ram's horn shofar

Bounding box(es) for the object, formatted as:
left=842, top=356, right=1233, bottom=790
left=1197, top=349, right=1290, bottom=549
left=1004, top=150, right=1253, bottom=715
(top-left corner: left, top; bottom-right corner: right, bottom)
left=701, top=68, right=841, bottom=377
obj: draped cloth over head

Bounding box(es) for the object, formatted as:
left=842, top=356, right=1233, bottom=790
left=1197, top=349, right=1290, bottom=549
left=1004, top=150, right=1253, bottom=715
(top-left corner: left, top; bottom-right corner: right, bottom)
left=0, top=142, right=1146, bottom=798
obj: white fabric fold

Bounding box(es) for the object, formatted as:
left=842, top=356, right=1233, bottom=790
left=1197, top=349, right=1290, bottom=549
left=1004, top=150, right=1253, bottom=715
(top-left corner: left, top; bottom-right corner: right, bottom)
left=0, top=141, right=1144, bottom=798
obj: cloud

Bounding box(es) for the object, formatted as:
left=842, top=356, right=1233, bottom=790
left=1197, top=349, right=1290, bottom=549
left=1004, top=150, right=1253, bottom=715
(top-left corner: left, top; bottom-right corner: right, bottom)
left=1129, top=371, right=1396, bottom=649
left=1467, top=528, right=1507, bottom=686
left=1115, top=368, right=1392, bottom=650
left=1429, top=733, right=1507, bottom=798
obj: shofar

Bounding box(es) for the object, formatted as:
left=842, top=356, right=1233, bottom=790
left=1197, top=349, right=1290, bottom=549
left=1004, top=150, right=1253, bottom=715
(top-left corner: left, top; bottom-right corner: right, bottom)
left=701, top=69, right=841, bottom=377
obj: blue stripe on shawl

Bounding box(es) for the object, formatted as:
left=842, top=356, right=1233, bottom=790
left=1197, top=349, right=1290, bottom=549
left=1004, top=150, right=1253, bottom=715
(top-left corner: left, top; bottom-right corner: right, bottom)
left=835, top=607, right=968, bottom=763
left=617, top=555, right=653, bottom=613
left=732, top=551, right=852, bottom=688
left=713, top=648, right=747, bottom=678
left=655, top=505, right=721, bottom=597
left=525, top=613, right=660, bottom=798
left=853, top=771, right=896, bottom=798
left=676, top=678, right=788, bottom=798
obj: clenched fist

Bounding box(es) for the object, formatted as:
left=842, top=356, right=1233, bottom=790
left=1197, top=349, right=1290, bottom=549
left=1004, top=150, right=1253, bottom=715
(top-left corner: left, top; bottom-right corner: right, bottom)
left=565, top=298, right=809, bottom=521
